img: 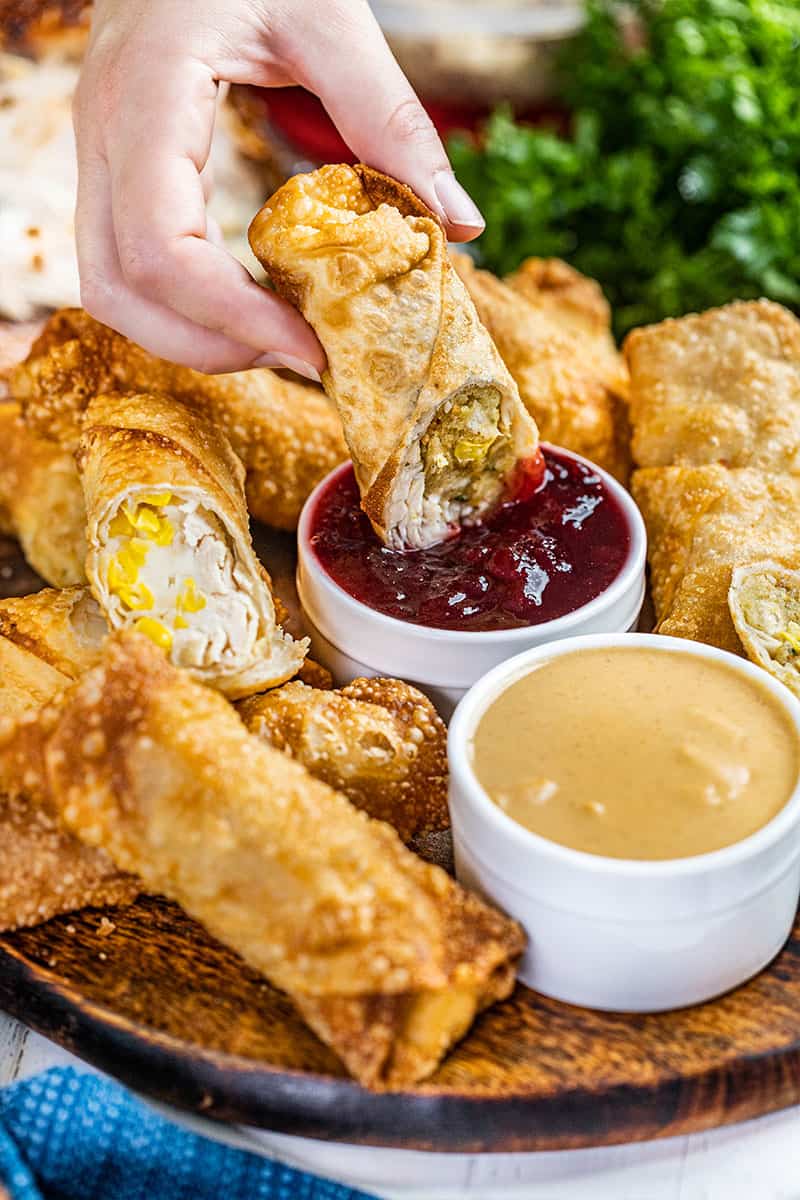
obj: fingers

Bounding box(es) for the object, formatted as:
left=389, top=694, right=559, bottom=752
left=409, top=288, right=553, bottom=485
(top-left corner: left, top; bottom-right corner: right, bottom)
left=288, top=1, right=484, bottom=242
left=73, top=49, right=324, bottom=376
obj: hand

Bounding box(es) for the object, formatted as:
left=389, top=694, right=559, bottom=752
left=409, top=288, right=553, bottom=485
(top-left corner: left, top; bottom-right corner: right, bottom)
left=74, top=0, right=485, bottom=377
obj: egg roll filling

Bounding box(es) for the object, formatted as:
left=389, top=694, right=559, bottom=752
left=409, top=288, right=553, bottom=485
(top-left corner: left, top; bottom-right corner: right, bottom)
left=102, top=491, right=261, bottom=669
left=390, top=384, right=515, bottom=550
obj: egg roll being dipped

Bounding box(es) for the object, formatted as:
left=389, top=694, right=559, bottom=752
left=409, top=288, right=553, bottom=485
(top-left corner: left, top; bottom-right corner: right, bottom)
left=249, top=164, right=540, bottom=550
left=0, top=585, right=137, bottom=932
left=76, top=391, right=307, bottom=700
left=0, top=401, right=86, bottom=586
left=11, top=307, right=347, bottom=531
left=451, top=253, right=631, bottom=482
left=0, top=633, right=523, bottom=1087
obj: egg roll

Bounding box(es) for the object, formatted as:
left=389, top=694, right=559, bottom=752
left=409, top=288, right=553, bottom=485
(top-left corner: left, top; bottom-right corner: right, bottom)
left=249, top=164, right=540, bottom=549
left=77, top=391, right=306, bottom=700
left=452, top=252, right=631, bottom=482
left=0, top=633, right=523, bottom=1087
left=11, top=307, right=348, bottom=530
left=728, top=562, right=800, bottom=699
left=239, top=676, right=449, bottom=844
left=0, top=400, right=86, bottom=586
left=632, top=465, right=800, bottom=654
left=505, top=256, right=616, bottom=342
left=624, top=300, right=800, bottom=472
left=0, top=586, right=136, bottom=932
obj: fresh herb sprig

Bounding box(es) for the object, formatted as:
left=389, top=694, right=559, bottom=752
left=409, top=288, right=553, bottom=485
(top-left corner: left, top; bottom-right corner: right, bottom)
left=449, top=0, right=800, bottom=336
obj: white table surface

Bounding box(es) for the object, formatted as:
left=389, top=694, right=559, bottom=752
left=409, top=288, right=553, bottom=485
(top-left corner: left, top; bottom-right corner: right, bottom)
left=4, top=1010, right=800, bottom=1199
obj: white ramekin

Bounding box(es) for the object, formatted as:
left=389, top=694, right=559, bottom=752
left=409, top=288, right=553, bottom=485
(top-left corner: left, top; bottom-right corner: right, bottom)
left=448, top=632, right=800, bottom=1012
left=297, top=447, right=646, bottom=715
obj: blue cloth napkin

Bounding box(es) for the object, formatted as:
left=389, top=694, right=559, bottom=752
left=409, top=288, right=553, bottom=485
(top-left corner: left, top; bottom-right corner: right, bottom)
left=0, top=1067, right=376, bottom=1200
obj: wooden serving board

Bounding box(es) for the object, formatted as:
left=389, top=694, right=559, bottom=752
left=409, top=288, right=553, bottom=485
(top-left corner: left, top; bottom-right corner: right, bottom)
left=3, top=533, right=800, bottom=1153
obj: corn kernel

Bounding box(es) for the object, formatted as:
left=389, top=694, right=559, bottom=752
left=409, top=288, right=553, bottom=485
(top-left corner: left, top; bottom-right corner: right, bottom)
left=152, top=516, right=174, bottom=547
left=117, top=581, right=154, bottom=611
left=109, top=511, right=136, bottom=539
left=176, top=577, right=206, bottom=614
left=778, top=621, right=800, bottom=655
left=108, top=556, right=138, bottom=590
left=139, top=492, right=172, bottom=507
left=133, top=617, right=173, bottom=652
left=133, top=507, right=161, bottom=536
left=454, top=437, right=490, bottom=464
left=117, top=540, right=149, bottom=578
left=173, top=615, right=189, bottom=630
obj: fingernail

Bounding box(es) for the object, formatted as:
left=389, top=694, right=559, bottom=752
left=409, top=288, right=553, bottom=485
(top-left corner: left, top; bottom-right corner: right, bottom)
left=253, top=353, right=322, bottom=383
left=433, top=171, right=485, bottom=231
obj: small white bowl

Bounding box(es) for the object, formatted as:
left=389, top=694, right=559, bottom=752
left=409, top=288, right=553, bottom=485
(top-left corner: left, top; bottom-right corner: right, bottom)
left=448, top=633, right=800, bottom=1012
left=297, top=447, right=646, bottom=716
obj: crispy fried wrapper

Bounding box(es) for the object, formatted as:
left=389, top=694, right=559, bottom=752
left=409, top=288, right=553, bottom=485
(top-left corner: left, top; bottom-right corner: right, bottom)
left=452, top=253, right=631, bottom=482
left=624, top=301, right=800, bottom=472
left=10, top=308, right=347, bottom=530
left=632, top=465, right=800, bottom=654
left=0, top=634, right=522, bottom=1086
left=239, top=676, right=449, bottom=844
left=729, top=562, right=800, bottom=698
left=0, top=401, right=86, bottom=586
left=0, top=585, right=136, bottom=932
left=249, top=164, right=539, bottom=550
left=505, top=256, right=616, bottom=342
left=77, top=391, right=307, bottom=700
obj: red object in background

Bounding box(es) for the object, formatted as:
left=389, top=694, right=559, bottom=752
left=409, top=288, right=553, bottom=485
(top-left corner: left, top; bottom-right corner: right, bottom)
left=258, top=87, right=568, bottom=162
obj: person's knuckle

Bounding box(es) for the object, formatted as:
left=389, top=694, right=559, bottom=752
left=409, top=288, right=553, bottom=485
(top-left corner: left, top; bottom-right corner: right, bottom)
left=117, top=236, right=166, bottom=294
left=79, top=273, right=113, bottom=322
left=384, top=97, right=438, bottom=148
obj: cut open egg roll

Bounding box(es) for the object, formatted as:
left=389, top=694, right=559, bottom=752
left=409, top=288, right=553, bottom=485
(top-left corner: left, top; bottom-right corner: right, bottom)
left=0, top=401, right=86, bottom=587
left=0, top=586, right=136, bottom=931
left=239, top=676, right=449, bottom=845
left=77, top=392, right=307, bottom=700
left=0, top=633, right=523, bottom=1087
left=632, top=465, right=800, bottom=654
left=11, top=307, right=347, bottom=531
left=729, top=562, right=800, bottom=699
left=249, top=164, right=540, bottom=549
left=624, top=300, right=800, bottom=473
left=452, top=253, right=631, bottom=482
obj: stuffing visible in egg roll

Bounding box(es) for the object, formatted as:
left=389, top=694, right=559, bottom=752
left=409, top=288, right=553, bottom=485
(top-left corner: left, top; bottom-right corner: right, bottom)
left=239, top=676, right=449, bottom=844
left=11, top=307, right=347, bottom=530
left=452, top=253, right=631, bottom=482
left=0, top=633, right=523, bottom=1087
left=77, top=391, right=306, bottom=699
left=0, top=401, right=86, bottom=586
left=624, top=301, right=800, bottom=472
left=729, top=562, right=800, bottom=699
left=632, top=465, right=800, bottom=654
left=0, top=586, right=136, bottom=932
left=249, top=164, right=540, bottom=550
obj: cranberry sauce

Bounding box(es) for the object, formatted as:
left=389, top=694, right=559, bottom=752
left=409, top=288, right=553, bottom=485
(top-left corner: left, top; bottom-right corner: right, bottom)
left=309, top=449, right=631, bottom=632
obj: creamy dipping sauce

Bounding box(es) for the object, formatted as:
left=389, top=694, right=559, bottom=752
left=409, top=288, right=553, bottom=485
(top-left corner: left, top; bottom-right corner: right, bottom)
left=471, top=647, right=799, bottom=860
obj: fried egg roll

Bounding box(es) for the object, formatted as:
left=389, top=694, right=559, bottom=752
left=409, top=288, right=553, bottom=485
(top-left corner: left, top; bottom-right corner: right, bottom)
left=505, top=256, right=616, bottom=342
left=632, top=465, right=800, bottom=654
left=0, top=633, right=523, bottom=1087
left=11, top=307, right=347, bottom=530
left=249, top=164, right=540, bottom=549
left=729, top=562, right=800, bottom=699
left=624, top=301, right=800, bottom=472
left=452, top=253, right=631, bottom=482
left=0, top=401, right=86, bottom=586
left=0, top=586, right=136, bottom=931
left=77, top=392, right=306, bottom=700
left=239, top=676, right=449, bottom=844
